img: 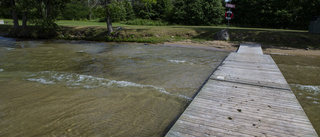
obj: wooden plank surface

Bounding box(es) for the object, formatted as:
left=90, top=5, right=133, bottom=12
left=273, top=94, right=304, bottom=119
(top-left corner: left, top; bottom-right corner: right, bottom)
left=237, top=43, right=264, bottom=55
left=166, top=44, right=318, bottom=137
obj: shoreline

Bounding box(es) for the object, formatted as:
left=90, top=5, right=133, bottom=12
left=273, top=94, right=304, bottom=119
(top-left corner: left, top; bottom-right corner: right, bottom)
left=165, top=40, right=320, bottom=57
left=1, top=34, right=319, bottom=57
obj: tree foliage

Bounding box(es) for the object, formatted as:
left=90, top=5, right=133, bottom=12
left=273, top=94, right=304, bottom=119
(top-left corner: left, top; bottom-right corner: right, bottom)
left=1, top=0, right=70, bottom=36
left=61, top=0, right=89, bottom=20
left=171, top=0, right=224, bottom=25
left=231, top=0, right=320, bottom=29
left=2, top=0, right=320, bottom=32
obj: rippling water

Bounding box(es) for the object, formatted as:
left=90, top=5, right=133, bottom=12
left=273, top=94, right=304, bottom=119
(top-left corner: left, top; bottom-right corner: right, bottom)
left=272, top=54, right=320, bottom=135
left=0, top=37, right=228, bottom=136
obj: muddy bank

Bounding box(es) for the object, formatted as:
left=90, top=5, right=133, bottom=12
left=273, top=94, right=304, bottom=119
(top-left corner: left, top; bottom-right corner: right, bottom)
left=1, top=25, right=320, bottom=55
left=164, top=40, right=239, bottom=52
left=165, top=40, right=320, bottom=57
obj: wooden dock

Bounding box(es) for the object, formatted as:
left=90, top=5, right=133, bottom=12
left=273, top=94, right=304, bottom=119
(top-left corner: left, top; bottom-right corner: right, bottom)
left=166, top=44, right=318, bottom=137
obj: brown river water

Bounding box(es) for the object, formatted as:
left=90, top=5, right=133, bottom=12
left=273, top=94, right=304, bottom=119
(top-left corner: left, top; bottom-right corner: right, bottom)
left=0, top=37, right=228, bottom=136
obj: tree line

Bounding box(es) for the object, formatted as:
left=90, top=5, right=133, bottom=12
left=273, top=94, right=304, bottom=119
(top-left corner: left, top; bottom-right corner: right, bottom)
left=1, top=0, right=319, bottom=36
left=0, top=0, right=71, bottom=36
left=231, top=0, right=320, bottom=30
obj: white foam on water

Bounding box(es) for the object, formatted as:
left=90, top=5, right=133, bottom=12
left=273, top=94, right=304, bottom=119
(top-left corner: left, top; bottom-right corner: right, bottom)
left=269, top=53, right=290, bottom=56
left=5, top=47, right=15, bottom=51
left=178, top=94, right=192, bottom=100
left=0, top=69, right=3, bottom=72
left=100, top=79, right=191, bottom=100
left=295, top=65, right=320, bottom=69
left=290, top=84, right=320, bottom=94
left=306, top=96, right=313, bottom=99
left=26, top=71, right=192, bottom=100
left=27, top=78, right=55, bottom=84
left=313, top=101, right=320, bottom=104
left=168, top=59, right=187, bottom=63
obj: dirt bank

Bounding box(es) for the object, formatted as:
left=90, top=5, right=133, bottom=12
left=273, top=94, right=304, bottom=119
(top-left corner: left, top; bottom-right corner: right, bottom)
left=164, top=40, right=239, bottom=52
left=165, top=40, right=320, bottom=57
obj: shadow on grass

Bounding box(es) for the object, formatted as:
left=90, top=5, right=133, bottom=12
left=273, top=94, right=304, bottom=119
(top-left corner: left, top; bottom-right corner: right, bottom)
left=229, top=29, right=320, bottom=49
left=192, top=28, right=224, bottom=40
left=172, top=27, right=225, bottom=40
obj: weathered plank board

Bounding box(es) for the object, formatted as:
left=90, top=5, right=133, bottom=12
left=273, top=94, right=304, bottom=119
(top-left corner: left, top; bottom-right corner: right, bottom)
left=237, top=43, right=264, bottom=55
left=166, top=44, right=318, bottom=137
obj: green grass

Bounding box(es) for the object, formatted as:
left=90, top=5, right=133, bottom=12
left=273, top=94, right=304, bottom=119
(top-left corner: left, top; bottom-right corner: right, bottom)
left=0, top=19, right=125, bottom=27
left=56, top=20, right=125, bottom=27
left=124, top=19, right=169, bottom=26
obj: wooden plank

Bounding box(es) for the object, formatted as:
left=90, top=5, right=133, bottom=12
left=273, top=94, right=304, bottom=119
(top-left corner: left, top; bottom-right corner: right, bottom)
left=199, top=81, right=302, bottom=107
left=180, top=113, right=315, bottom=137
left=190, top=99, right=312, bottom=124
left=221, top=61, right=280, bottom=71
left=201, top=81, right=295, bottom=99
left=195, top=95, right=307, bottom=115
left=237, top=43, right=263, bottom=55
left=183, top=105, right=313, bottom=130
left=211, top=63, right=291, bottom=89
left=225, top=53, right=275, bottom=63
left=170, top=119, right=255, bottom=137
left=165, top=44, right=318, bottom=137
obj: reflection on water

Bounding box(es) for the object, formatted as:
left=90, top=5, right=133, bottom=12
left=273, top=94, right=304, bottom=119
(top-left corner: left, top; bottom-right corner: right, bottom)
left=272, top=54, right=320, bottom=135
left=0, top=37, right=228, bottom=136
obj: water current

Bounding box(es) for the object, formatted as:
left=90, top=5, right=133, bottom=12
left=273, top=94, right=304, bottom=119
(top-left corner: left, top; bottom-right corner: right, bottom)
left=0, top=37, right=228, bottom=136
left=272, top=54, right=320, bottom=135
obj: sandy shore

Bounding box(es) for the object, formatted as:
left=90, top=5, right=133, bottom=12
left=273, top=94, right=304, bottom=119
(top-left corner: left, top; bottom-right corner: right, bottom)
left=164, top=40, right=320, bottom=57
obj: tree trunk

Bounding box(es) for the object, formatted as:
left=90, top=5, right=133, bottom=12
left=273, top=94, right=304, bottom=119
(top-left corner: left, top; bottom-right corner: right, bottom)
left=89, top=0, right=99, bottom=20
left=22, top=11, right=27, bottom=28
left=106, top=13, right=113, bottom=35
left=11, top=0, right=19, bottom=31
left=105, top=0, right=113, bottom=35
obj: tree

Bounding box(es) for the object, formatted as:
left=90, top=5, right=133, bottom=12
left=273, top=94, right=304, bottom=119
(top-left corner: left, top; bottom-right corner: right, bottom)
left=62, top=0, right=89, bottom=20
left=132, top=0, right=158, bottom=20
left=140, top=0, right=157, bottom=19
left=27, top=0, right=70, bottom=33
left=172, top=0, right=224, bottom=25
left=124, top=1, right=135, bottom=20
left=231, top=0, right=320, bottom=29
left=88, top=0, right=99, bottom=20
left=150, top=0, right=173, bottom=20
left=0, top=0, right=20, bottom=31
left=96, top=0, right=135, bottom=35
left=99, top=0, right=113, bottom=35
left=11, top=0, right=19, bottom=30
left=17, top=0, right=37, bottom=28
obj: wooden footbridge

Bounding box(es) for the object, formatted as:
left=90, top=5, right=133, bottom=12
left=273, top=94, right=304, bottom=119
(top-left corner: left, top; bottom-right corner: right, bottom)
left=166, top=44, right=318, bottom=137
